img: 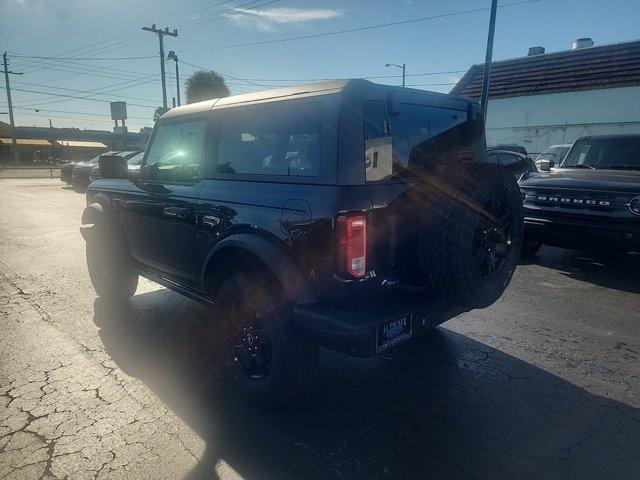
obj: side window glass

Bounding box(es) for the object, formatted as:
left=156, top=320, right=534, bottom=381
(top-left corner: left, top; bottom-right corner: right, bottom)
left=216, top=104, right=321, bottom=177
left=364, top=101, right=393, bottom=181
left=391, top=104, right=467, bottom=172
left=142, top=120, right=207, bottom=183
left=365, top=102, right=468, bottom=182
left=486, top=153, right=499, bottom=164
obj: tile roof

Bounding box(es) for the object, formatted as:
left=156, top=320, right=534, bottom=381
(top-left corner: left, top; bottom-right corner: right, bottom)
left=450, top=39, right=640, bottom=100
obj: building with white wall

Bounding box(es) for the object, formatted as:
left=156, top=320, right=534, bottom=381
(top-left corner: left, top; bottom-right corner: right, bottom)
left=451, top=38, right=640, bottom=156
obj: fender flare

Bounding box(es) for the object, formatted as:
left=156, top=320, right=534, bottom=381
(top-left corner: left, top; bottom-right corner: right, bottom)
left=202, top=233, right=317, bottom=305
left=80, top=203, right=105, bottom=242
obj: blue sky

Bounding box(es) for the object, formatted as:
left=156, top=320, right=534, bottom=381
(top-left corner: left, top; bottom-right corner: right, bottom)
left=1, top=0, right=639, bottom=131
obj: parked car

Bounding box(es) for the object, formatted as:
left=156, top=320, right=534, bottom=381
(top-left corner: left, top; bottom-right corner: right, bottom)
left=89, top=151, right=142, bottom=182
left=534, top=144, right=572, bottom=170
left=71, top=154, right=109, bottom=190
left=60, top=158, right=90, bottom=185
left=519, top=134, right=640, bottom=258
left=81, top=80, right=523, bottom=405
left=486, top=149, right=537, bottom=179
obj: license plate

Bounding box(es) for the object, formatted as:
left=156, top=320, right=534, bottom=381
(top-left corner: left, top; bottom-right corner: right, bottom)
left=376, top=316, right=412, bottom=352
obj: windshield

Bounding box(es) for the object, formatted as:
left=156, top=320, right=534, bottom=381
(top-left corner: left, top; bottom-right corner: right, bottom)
left=536, top=146, right=570, bottom=163
left=562, top=138, right=640, bottom=170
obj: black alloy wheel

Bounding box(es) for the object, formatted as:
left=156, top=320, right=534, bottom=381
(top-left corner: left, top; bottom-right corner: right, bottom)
left=225, top=305, right=273, bottom=379
left=472, top=194, right=514, bottom=279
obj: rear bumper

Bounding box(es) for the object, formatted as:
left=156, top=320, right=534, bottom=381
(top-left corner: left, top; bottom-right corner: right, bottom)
left=292, top=291, right=467, bottom=357
left=524, top=214, right=640, bottom=248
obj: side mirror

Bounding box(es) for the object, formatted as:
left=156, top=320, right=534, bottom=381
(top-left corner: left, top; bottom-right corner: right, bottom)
left=537, top=159, right=552, bottom=171
left=99, top=155, right=128, bottom=179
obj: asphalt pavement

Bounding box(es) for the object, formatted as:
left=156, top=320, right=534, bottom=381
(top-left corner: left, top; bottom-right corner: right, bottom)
left=0, top=179, right=639, bottom=480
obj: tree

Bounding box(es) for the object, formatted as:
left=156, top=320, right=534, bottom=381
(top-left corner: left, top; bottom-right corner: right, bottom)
left=139, top=126, right=153, bottom=135
left=185, top=70, right=230, bottom=104
left=153, top=106, right=169, bottom=122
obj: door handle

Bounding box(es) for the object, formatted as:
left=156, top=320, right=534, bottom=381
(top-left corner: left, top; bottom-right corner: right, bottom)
left=163, top=206, right=188, bottom=219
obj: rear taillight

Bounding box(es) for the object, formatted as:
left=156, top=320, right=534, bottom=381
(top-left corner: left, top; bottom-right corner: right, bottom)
left=338, top=214, right=367, bottom=278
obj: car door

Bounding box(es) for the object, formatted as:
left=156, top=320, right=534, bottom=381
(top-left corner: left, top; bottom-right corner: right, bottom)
left=121, top=117, right=208, bottom=282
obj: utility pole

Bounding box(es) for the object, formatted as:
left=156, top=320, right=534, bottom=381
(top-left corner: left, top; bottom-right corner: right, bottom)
left=142, top=24, right=178, bottom=109
left=480, top=0, right=498, bottom=122
left=2, top=52, right=22, bottom=165
left=167, top=51, right=180, bottom=106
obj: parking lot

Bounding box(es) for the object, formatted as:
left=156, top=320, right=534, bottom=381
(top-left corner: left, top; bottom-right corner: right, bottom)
left=0, top=178, right=639, bottom=479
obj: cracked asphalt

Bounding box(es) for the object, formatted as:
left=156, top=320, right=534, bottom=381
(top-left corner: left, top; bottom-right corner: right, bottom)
left=1, top=178, right=639, bottom=480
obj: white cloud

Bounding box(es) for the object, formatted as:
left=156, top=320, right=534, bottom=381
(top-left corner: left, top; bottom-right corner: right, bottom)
left=225, top=7, right=343, bottom=32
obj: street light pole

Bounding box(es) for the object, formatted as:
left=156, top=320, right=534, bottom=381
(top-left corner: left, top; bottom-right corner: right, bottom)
left=480, top=0, right=498, bottom=122
left=384, top=63, right=407, bottom=87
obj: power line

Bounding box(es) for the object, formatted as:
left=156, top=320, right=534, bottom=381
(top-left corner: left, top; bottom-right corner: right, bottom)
left=13, top=106, right=150, bottom=121
left=187, top=0, right=542, bottom=51
left=12, top=80, right=160, bottom=103
left=0, top=85, right=156, bottom=109
left=12, top=74, right=161, bottom=108
left=10, top=54, right=157, bottom=61
left=230, top=70, right=467, bottom=83
left=179, top=59, right=271, bottom=88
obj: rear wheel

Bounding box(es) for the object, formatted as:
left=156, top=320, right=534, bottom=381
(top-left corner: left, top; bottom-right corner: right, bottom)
left=216, top=272, right=318, bottom=405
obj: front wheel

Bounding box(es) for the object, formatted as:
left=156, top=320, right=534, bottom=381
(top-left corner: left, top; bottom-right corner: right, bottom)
left=216, top=272, right=318, bottom=405
left=85, top=212, right=138, bottom=300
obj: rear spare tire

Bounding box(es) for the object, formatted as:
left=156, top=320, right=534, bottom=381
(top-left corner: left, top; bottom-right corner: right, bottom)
left=418, top=164, right=523, bottom=309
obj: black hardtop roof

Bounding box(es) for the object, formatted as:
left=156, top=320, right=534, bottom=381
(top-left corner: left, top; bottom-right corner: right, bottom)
left=160, top=79, right=474, bottom=120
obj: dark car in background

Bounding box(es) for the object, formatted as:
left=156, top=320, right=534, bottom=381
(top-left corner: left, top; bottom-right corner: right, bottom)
left=60, top=158, right=92, bottom=185
left=70, top=154, right=105, bottom=190
left=519, top=134, right=640, bottom=258
left=486, top=148, right=537, bottom=179
left=89, top=151, right=142, bottom=182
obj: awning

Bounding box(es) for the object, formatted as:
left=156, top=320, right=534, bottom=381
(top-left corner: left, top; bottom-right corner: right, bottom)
left=0, top=138, right=52, bottom=146
left=55, top=140, right=109, bottom=148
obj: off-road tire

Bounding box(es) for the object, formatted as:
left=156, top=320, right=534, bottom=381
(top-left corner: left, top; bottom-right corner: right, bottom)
left=216, top=271, right=318, bottom=406
left=418, top=164, right=523, bottom=309
left=520, top=239, right=542, bottom=259
left=85, top=207, right=138, bottom=300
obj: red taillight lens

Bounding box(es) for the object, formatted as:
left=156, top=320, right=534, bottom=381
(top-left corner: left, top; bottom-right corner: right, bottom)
left=338, top=214, right=367, bottom=278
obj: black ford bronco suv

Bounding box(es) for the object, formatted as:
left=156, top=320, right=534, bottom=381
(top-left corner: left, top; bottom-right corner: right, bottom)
left=519, top=134, right=640, bottom=258
left=81, top=80, right=523, bottom=404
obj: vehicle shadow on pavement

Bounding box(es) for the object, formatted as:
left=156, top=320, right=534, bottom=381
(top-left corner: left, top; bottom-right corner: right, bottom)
left=521, top=247, right=640, bottom=294
left=93, top=292, right=640, bottom=480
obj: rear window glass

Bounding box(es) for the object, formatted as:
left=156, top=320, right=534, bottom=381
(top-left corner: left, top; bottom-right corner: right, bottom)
left=216, top=104, right=322, bottom=177
left=364, top=101, right=467, bottom=181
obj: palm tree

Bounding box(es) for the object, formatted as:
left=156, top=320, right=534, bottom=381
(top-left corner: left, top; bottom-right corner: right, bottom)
left=185, top=70, right=230, bottom=104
